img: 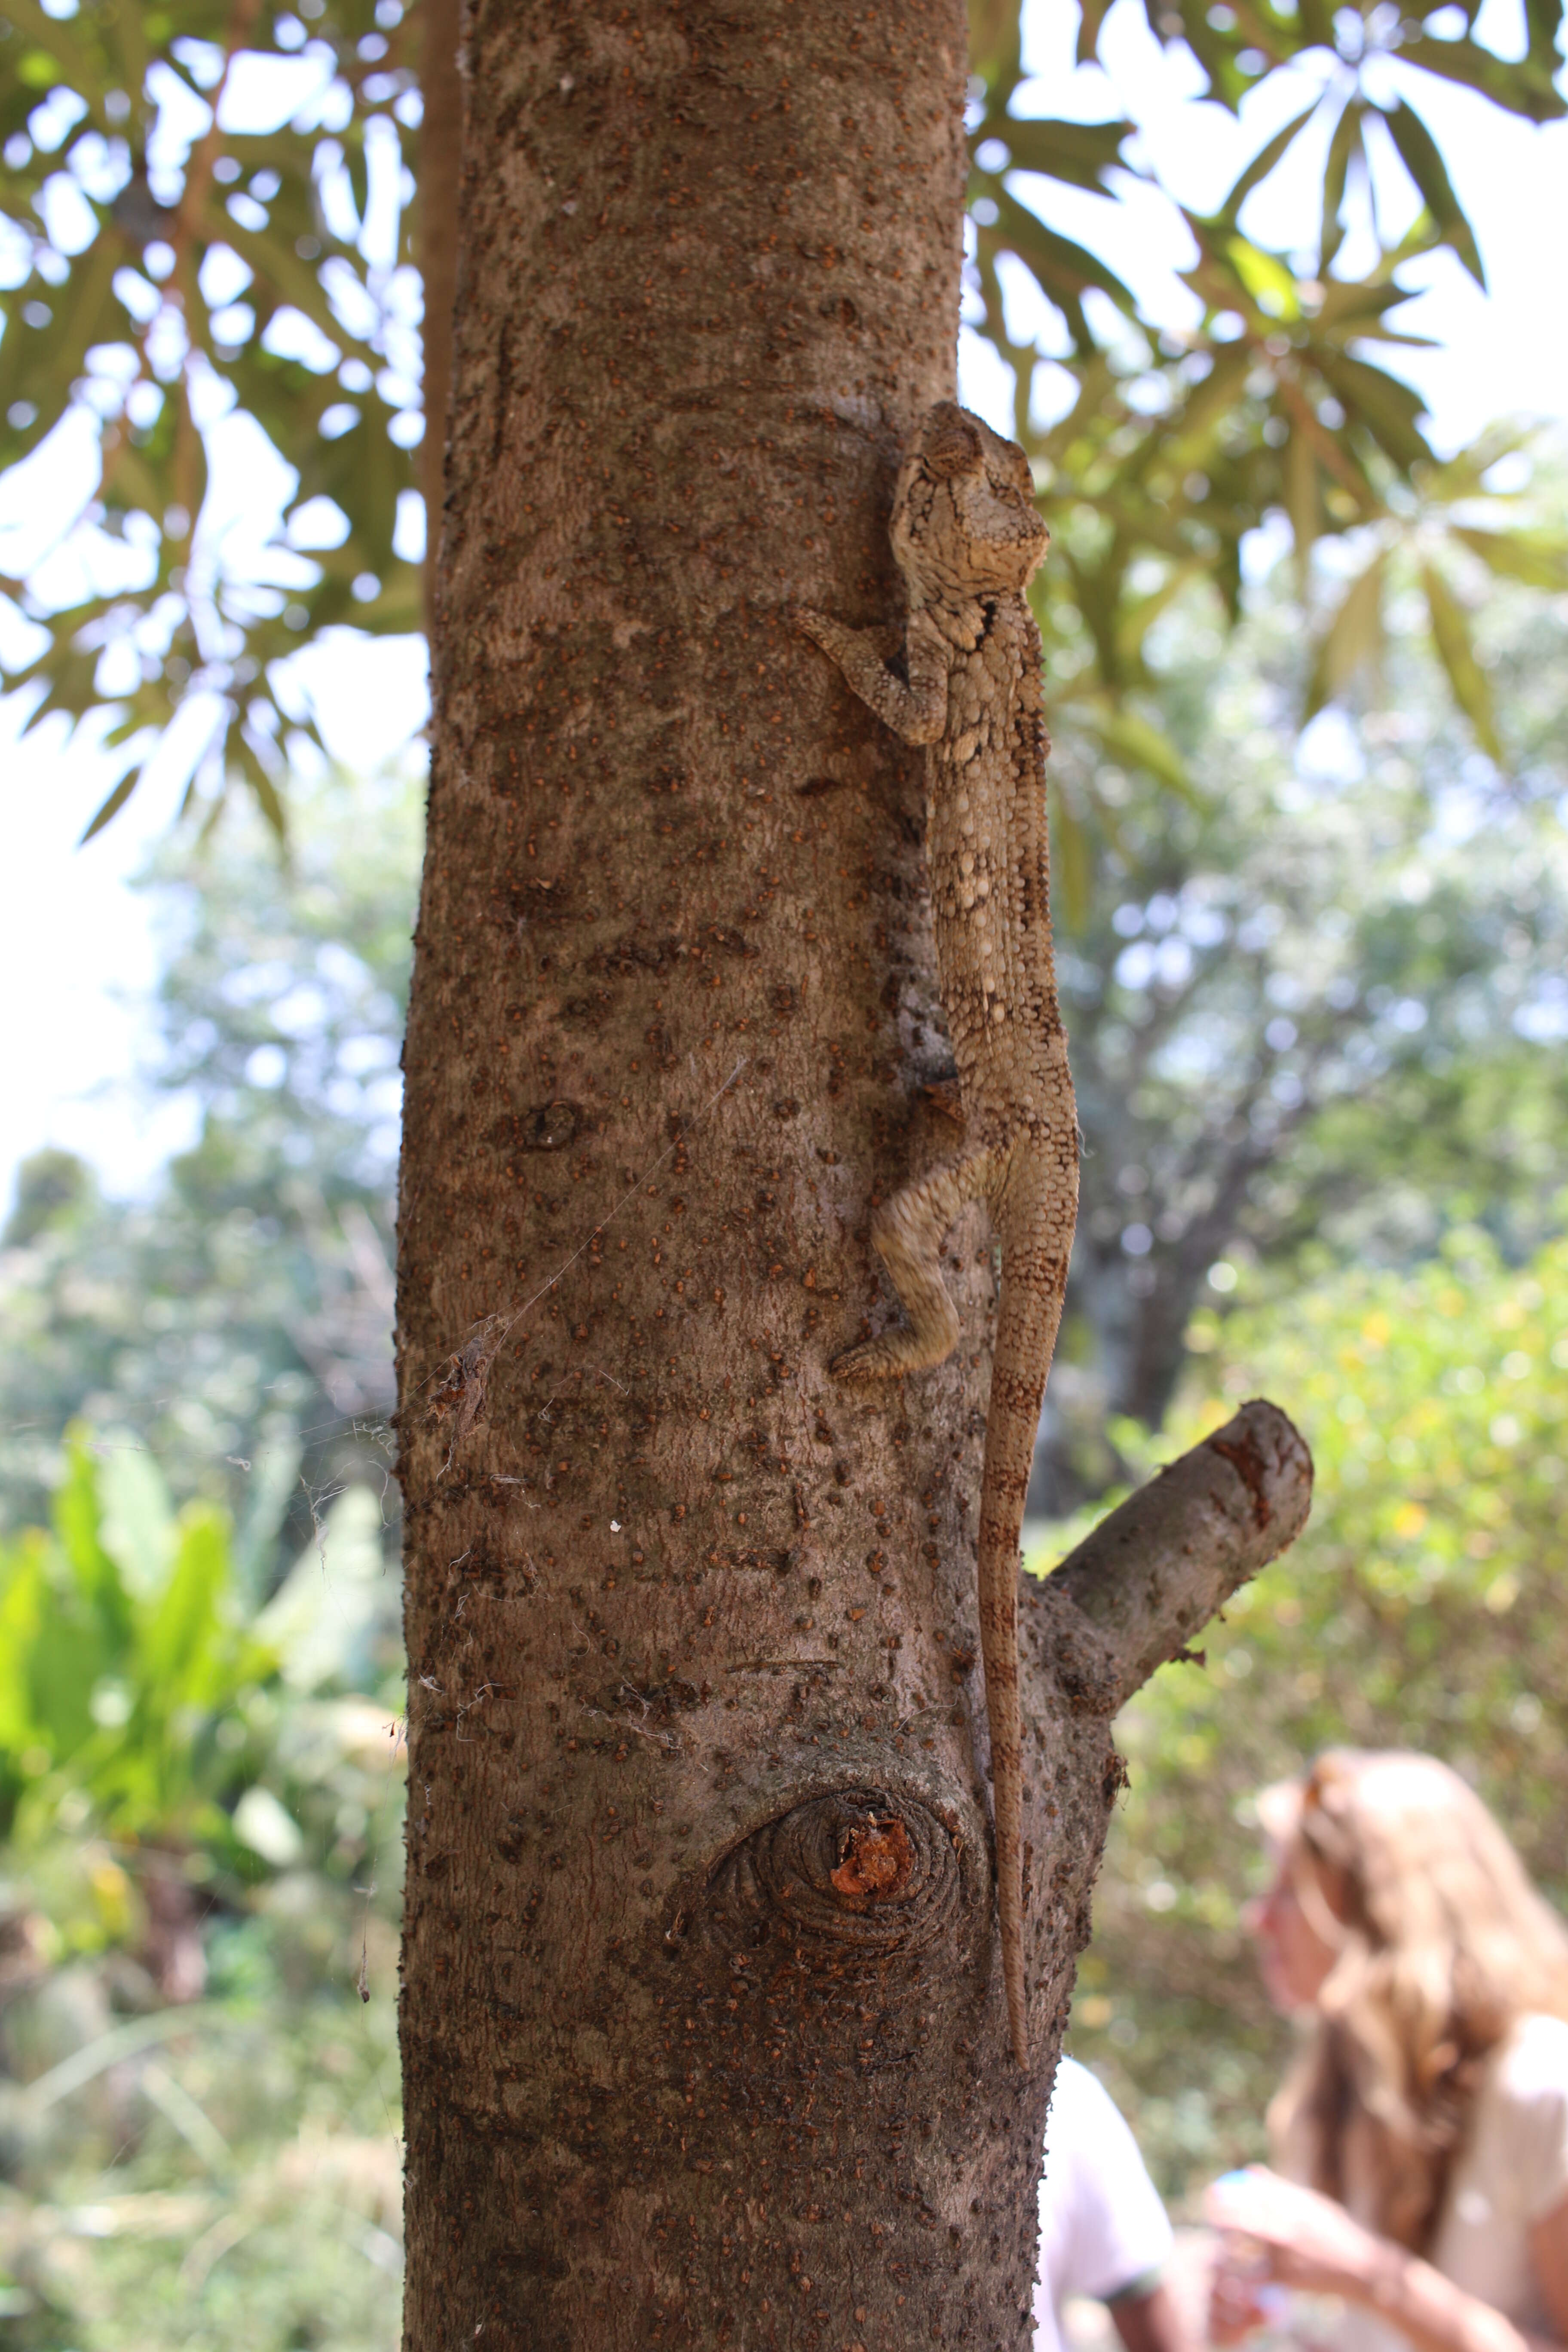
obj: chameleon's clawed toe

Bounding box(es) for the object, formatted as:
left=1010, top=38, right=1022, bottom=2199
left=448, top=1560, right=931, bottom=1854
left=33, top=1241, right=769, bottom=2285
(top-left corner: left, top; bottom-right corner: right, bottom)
left=831, top=1326, right=954, bottom=1381
left=829, top=1335, right=899, bottom=1381
left=830, top=1332, right=922, bottom=1381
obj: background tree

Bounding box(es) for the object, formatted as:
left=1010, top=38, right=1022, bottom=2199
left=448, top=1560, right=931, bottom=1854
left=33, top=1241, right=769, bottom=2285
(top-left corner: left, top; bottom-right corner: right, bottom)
left=1054, top=1224, right=1568, bottom=2196
left=1031, top=543, right=1568, bottom=1504
left=0, top=765, right=415, bottom=1541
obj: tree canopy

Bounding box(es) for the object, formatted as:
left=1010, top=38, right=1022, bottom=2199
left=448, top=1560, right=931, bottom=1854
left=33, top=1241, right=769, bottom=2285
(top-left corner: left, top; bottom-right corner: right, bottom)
left=1, top=0, right=1565, bottom=839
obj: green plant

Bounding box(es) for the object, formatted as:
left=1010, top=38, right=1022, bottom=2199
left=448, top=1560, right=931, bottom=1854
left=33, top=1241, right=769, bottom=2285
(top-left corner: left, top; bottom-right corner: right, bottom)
left=0, top=1432, right=277, bottom=1863
left=1028, top=1222, right=1568, bottom=2199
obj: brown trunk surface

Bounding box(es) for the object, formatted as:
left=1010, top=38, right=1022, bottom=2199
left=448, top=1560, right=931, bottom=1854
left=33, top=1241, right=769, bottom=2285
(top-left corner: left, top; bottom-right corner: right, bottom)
left=416, top=0, right=463, bottom=634
left=395, top=7, right=1312, bottom=2345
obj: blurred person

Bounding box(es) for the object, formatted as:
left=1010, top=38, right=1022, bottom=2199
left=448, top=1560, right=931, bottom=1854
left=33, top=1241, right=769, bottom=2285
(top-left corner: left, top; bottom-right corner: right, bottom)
left=1206, top=1748, right=1568, bottom=2352
left=1035, top=2050, right=1194, bottom=2352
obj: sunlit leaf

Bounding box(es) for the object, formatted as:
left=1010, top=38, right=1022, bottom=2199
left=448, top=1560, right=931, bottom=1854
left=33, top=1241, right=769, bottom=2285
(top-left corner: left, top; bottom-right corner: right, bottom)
left=1449, top=526, right=1568, bottom=592
left=1420, top=560, right=1503, bottom=765
left=986, top=116, right=1133, bottom=194
left=1213, top=99, right=1320, bottom=230
left=1377, top=99, right=1486, bottom=288
left=1078, top=701, right=1201, bottom=802
left=1222, top=235, right=1301, bottom=320
left=1319, top=97, right=1363, bottom=276
left=1305, top=548, right=1387, bottom=717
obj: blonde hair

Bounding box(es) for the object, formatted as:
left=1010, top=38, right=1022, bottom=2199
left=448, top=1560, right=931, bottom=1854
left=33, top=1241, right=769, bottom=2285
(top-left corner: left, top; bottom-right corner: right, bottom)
left=1266, top=1749, right=1568, bottom=2252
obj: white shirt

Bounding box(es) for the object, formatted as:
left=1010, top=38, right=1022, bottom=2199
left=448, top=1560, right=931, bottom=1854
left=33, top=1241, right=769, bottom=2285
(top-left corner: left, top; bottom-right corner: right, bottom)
left=1337, top=2012, right=1568, bottom=2352
left=1033, top=2056, right=1175, bottom=2352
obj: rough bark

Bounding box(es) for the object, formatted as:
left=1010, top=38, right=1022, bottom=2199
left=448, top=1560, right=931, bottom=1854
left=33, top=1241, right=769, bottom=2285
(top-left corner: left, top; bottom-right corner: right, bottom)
left=416, top=0, right=463, bottom=634
left=394, top=6, right=1312, bottom=2346
left=1052, top=1400, right=1313, bottom=1707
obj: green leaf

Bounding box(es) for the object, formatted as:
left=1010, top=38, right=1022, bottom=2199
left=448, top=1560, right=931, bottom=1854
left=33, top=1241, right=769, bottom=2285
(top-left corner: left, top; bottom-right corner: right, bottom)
left=1394, top=31, right=1565, bottom=122
left=968, top=0, right=1022, bottom=91
left=1050, top=787, right=1091, bottom=931
left=1319, top=98, right=1363, bottom=277
left=136, top=1508, right=232, bottom=1707
left=1222, top=234, right=1300, bottom=320
left=0, top=1534, right=51, bottom=1758
left=1420, top=560, right=1503, bottom=764
left=1305, top=547, right=1387, bottom=717
left=1449, top=526, right=1568, bottom=592
left=0, top=236, right=121, bottom=468
left=1313, top=351, right=1433, bottom=473
left=1283, top=420, right=1318, bottom=577
left=233, top=731, right=289, bottom=842
left=2, top=0, right=103, bottom=99
left=989, top=189, right=1139, bottom=325
left=1075, top=0, right=1116, bottom=66
left=1114, top=557, right=1207, bottom=671
left=52, top=1432, right=133, bottom=1650
left=1079, top=702, right=1202, bottom=802
left=1214, top=99, right=1320, bottom=230
left=79, top=765, right=141, bottom=845
left=987, top=116, right=1133, bottom=194
left=1377, top=100, right=1485, bottom=288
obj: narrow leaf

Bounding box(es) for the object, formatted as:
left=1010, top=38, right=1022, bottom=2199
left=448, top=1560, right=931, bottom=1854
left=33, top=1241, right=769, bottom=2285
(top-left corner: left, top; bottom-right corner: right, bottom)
left=1305, top=548, right=1387, bottom=717
left=1215, top=99, right=1320, bottom=230
left=1283, top=420, right=1318, bottom=579
left=1050, top=789, right=1091, bottom=932
left=1222, top=234, right=1301, bottom=319
left=1314, top=351, right=1433, bottom=472
left=967, top=0, right=1021, bottom=88
left=1076, top=0, right=1116, bottom=64
left=1319, top=98, right=1362, bottom=277
left=79, top=765, right=141, bottom=844
left=1377, top=100, right=1486, bottom=288
left=992, top=189, right=1139, bottom=318
left=1449, top=525, right=1568, bottom=591
left=995, top=116, right=1133, bottom=194
left=1420, top=560, right=1503, bottom=763
left=1082, top=704, right=1202, bottom=802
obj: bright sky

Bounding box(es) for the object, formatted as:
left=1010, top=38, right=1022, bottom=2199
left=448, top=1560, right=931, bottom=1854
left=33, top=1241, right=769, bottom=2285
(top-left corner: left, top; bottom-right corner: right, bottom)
left=1, top=0, right=1565, bottom=1219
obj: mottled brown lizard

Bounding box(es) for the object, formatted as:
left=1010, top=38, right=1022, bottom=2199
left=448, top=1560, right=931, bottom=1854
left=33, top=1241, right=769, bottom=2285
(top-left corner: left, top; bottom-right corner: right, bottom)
left=797, top=400, right=1079, bottom=2067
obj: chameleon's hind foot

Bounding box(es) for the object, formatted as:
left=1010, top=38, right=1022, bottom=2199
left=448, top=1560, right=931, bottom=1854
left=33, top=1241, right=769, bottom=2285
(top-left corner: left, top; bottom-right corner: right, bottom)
left=830, top=1310, right=958, bottom=1383
left=830, top=1332, right=910, bottom=1381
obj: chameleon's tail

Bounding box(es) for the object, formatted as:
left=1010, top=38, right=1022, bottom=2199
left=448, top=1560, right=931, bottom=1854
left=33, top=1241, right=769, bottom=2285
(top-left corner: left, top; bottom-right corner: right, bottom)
left=980, top=1195, right=1072, bottom=2070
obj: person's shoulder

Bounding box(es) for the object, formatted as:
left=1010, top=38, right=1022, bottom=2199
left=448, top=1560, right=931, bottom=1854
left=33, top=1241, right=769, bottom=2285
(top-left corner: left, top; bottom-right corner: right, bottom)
left=1049, top=2055, right=1123, bottom=2125
left=1490, top=2013, right=1568, bottom=2102
left=1045, top=2057, right=1149, bottom=2173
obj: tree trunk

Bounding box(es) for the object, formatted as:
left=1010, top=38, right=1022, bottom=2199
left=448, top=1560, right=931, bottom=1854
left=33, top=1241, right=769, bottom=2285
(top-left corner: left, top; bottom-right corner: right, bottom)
left=395, top=6, right=1313, bottom=2344
left=416, top=0, right=464, bottom=636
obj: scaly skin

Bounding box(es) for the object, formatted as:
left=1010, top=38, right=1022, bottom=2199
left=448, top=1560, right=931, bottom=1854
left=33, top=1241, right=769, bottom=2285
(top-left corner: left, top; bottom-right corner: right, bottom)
left=798, top=400, right=1079, bottom=2070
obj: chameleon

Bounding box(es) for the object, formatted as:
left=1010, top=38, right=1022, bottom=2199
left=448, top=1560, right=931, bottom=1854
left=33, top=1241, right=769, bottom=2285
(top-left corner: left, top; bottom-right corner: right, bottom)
left=797, top=400, right=1079, bottom=2068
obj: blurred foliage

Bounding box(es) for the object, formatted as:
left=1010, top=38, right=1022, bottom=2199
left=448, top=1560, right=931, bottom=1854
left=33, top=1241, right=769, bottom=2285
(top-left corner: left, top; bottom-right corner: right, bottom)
left=0, top=1429, right=276, bottom=1859
left=0, top=1984, right=403, bottom=2351
left=1027, top=1224, right=1568, bottom=2202
left=1032, top=506, right=1568, bottom=1505
left=0, top=762, right=418, bottom=1540
left=0, top=0, right=423, bottom=833
left=0, top=1437, right=404, bottom=2345
left=0, top=1430, right=401, bottom=1896
left=0, top=0, right=1564, bottom=833
left=968, top=2, right=1568, bottom=882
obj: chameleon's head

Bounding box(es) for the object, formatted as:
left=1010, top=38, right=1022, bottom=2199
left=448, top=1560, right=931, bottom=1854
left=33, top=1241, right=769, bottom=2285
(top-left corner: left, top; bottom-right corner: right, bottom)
left=889, top=402, right=1050, bottom=602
